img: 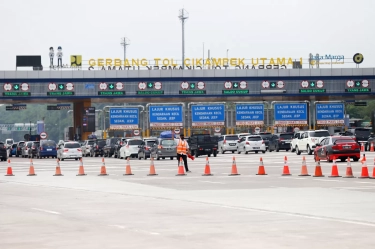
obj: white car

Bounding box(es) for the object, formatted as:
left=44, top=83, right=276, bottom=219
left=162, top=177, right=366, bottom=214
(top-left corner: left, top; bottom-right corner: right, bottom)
left=57, top=141, right=82, bottom=161
left=294, top=130, right=330, bottom=155
left=236, top=135, right=266, bottom=154
left=119, top=139, right=143, bottom=159
left=81, top=140, right=95, bottom=157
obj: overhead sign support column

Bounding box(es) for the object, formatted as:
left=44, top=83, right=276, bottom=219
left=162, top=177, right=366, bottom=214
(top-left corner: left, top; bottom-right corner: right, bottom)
left=272, top=101, right=310, bottom=131
left=146, top=103, right=185, bottom=137
left=314, top=101, right=345, bottom=128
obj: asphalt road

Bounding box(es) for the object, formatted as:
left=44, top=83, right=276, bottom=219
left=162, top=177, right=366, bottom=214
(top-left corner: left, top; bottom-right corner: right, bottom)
left=1, top=151, right=375, bottom=249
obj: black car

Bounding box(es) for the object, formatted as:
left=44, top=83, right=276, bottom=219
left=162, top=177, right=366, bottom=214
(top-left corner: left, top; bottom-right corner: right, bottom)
left=366, top=133, right=375, bottom=151
left=138, top=139, right=156, bottom=160
left=103, top=137, right=121, bottom=158
left=352, top=128, right=371, bottom=149
left=28, top=141, right=40, bottom=158
left=268, top=133, right=294, bottom=152
left=258, top=132, right=273, bottom=151
left=0, top=141, right=8, bottom=161
left=15, top=141, right=25, bottom=157
left=90, top=139, right=106, bottom=157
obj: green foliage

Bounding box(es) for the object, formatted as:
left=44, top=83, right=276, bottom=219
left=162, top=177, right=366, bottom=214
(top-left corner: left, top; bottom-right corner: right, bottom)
left=346, top=100, right=375, bottom=121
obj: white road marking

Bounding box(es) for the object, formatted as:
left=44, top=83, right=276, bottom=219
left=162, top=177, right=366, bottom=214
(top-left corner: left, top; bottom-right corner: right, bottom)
left=108, top=225, right=159, bottom=235
left=313, top=179, right=343, bottom=182
left=200, top=181, right=225, bottom=184
left=31, top=208, right=61, bottom=215
left=355, top=181, right=375, bottom=184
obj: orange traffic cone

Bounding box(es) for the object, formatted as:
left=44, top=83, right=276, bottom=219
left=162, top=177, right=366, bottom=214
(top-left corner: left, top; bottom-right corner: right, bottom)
left=76, top=158, right=86, bottom=176
left=202, top=156, right=213, bottom=176
left=343, top=157, right=355, bottom=178
left=53, top=159, right=63, bottom=176
left=256, top=157, right=267, bottom=175
left=369, top=158, right=375, bottom=179
left=361, top=142, right=365, bottom=152
left=27, top=159, right=36, bottom=176
left=147, top=157, right=158, bottom=176
left=5, top=159, right=14, bottom=176
left=328, top=157, right=342, bottom=177
left=98, top=157, right=108, bottom=176
left=358, top=156, right=369, bottom=179
left=298, top=156, right=310, bottom=176
left=229, top=156, right=240, bottom=176
left=370, top=142, right=374, bottom=152
left=282, top=156, right=292, bottom=176
left=123, top=158, right=134, bottom=176
left=313, top=159, right=324, bottom=177
left=176, top=158, right=186, bottom=176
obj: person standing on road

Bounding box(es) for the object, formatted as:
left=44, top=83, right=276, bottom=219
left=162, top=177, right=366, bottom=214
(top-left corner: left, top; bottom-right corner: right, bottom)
left=177, top=134, right=191, bottom=173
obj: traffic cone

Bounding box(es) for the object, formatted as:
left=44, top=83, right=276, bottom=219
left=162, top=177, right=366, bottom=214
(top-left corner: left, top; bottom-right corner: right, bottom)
left=358, top=156, right=369, bottom=179
left=176, top=158, right=186, bottom=176
left=281, top=156, right=292, bottom=176
left=343, top=157, right=355, bottom=178
left=298, top=156, right=310, bottom=176
left=123, top=158, right=134, bottom=176
left=98, top=157, right=108, bottom=176
left=370, top=142, right=374, bottom=152
left=147, top=157, right=158, bottom=176
left=369, top=158, right=375, bottom=179
left=229, top=156, right=240, bottom=176
left=313, top=159, right=324, bottom=177
left=361, top=142, right=365, bottom=152
left=27, top=159, right=36, bottom=176
left=53, top=159, right=63, bottom=176
left=328, top=157, right=342, bottom=177
left=202, top=156, right=213, bottom=176
left=5, top=159, right=14, bottom=176
left=76, top=158, right=86, bottom=176
left=256, top=157, right=267, bottom=175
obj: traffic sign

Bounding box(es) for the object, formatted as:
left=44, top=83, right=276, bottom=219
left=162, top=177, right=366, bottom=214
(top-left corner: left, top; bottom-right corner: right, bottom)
left=66, top=82, right=74, bottom=91
left=262, top=81, right=270, bottom=88
left=270, top=82, right=276, bottom=88
left=3, top=83, right=12, bottom=91
left=239, top=81, right=247, bottom=89
left=254, top=127, right=260, bottom=134
left=346, top=80, right=354, bottom=88
left=174, top=128, right=180, bottom=134
left=197, top=82, right=205, bottom=90
left=233, top=82, right=239, bottom=88
left=58, top=83, right=65, bottom=90
left=21, top=83, right=29, bottom=91
left=13, top=84, right=20, bottom=90
left=191, top=104, right=225, bottom=126
left=154, top=82, right=162, bottom=90
left=108, top=83, right=115, bottom=90
left=235, top=104, right=264, bottom=126
left=109, top=108, right=139, bottom=129
left=316, top=103, right=344, bottom=121
left=181, top=82, right=189, bottom=89
left=355, top=81, right=361, bottom=87
left=277, top=81, right=285, bottom=89
left=149, top=106, right=183, bottom=125
left=40, top=132, right=48, bottom=139
left=49, top=83, right=57, bottom=91
left=138, top=82, right=146, bottom=90
left=147, top=82, right=154, bottom=89
left=294, top=127, right=300, bottom=133
left=214, top=127, right=221, bottom=133
left=362, top=80, right=369, bottom=88
left=301, top=81, right=308, bottom=88
left=224, top=81, right=232, bottom=89
left=133, top=130, right=140, bottom=136
left=274, top=103, right=307, bottom=122
left=99, top=82, right=107, bottom=90
left=316, top=80, right=324, bottom=88
left=189, top=82, right=196, bottom=89
left=115, top=82, right=124, bottom=90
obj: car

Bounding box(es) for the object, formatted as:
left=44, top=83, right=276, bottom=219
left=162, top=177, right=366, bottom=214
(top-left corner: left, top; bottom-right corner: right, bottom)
left=5, top=138, right=14, bottom=150
left=9, top=143, right=17, bottom=157
left=15, top=141, right=25, bottom=157
left=21, top=141, right=33, bottom=158
left=103, top=137, right=121, bottom=158
left=138, top=138, right=157, bottom=160
left=81, top=140, right=96, bottom=157
left=57, top=141, right=82, bottom=161
left=218, top=134, right=239, bottom=154
left=188, top=134, right=219, bottom=157
left=268, top=132, right=294, bottom=152
left=350, top=127, right=372, bottom=150
left=367, top=133, right=375, bottom=151
left=119, top=138, right=143, bottom=159
left=314, top=136, right=360, bottom=162
left=236, top=135, right=266, bottom=154
left=258, top=132, right=273, bottom=151
left=0, top=141, right=8, bottom=161
left=37, top=140, right=58, bottom=159
left=294, top=130, right=330, bottom=155
left=114, top=138, right=127, bottom=159
left=28, top=141, right=40, bottom=158
left=90, top=139, right=106, bottom=157
left=150, top=138, right=177, bottom=160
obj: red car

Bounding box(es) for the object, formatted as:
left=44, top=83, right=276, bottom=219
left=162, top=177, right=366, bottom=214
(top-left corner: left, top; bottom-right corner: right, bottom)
left=314, top=136, right=360, bottom=162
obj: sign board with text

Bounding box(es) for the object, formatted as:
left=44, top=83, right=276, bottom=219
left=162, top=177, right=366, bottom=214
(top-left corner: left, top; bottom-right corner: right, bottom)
left=274, top=103, right=308, bottom=125
left=315, top=103, right=345, bottom=125
left=149, top=105, right=183, bottom=127
left=109, top=108, right=139, bottom=129
left=191, top=105, right=225, bottom=126
left=235, top=104, right=264, bottom=126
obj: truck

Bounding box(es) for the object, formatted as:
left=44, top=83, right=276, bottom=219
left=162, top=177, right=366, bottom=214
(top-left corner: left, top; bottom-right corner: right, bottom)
left=187, top=134, right=219, bottom=157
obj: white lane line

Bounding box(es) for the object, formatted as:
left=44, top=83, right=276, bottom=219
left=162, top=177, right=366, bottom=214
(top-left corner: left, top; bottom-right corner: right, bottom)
left=313, top=179, right=343, bottom=182
left=108, top=225, right=160, bottom=235
left=200, top=181, right=225, bottom=184
left=31, top=208, right=61, bottom=215
left=356, top=181, right=375, bottom=184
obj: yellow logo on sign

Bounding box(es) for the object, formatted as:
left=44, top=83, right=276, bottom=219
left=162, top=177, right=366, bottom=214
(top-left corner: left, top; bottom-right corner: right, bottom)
left=70, top=55, right=82, bottom=67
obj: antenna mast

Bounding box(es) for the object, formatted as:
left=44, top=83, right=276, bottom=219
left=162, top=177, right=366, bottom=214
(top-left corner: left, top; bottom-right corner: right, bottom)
left=178, top=9, right=189, bottom=69
left=120, top=37, right=130, bottom=61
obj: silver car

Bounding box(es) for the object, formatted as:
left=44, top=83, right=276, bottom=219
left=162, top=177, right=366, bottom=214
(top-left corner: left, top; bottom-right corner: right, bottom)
left=218, top=134, right=239, bottom=154
left=57, top=142, right=83, bottom=161
left=81, top=140, right=95, bottom=157
left=151, top=138, right=177, bottom=160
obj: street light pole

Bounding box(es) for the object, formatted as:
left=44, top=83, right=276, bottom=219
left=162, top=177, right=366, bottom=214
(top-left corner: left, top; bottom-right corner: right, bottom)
left=30, top=121, right=31, bottom=136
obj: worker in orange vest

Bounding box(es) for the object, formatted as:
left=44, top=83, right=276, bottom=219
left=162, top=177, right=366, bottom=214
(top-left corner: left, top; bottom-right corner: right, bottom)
left=176, top=134, right=191, bottom=173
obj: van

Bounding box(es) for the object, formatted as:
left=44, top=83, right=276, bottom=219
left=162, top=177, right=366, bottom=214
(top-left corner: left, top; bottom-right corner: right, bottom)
left=37, top=140, right=57, bottom=159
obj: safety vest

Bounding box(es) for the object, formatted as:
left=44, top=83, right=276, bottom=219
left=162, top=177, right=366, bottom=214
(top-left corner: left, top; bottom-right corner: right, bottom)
left=177, top=139, right=188, bottom=155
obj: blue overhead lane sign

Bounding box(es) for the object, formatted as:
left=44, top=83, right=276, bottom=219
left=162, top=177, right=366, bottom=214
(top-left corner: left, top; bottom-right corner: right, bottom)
left=191, top=104, right=225, bottom=126
left=235, top=104, right=264, bottom=126
left=149, top=105, right=183, bottom=128
left=274, top=103, right=308, bottom=126
left=316, top=103, right=344, bottom=125
left=109, top=108, right=139, bottom=129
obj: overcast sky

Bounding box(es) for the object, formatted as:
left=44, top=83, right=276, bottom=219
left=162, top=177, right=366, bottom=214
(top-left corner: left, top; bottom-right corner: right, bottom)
left=0, top=0, right=373, bottom=70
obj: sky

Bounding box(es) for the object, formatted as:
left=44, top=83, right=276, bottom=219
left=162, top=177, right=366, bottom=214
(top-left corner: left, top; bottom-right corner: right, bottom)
left=0, top=0, right=374, bottom=70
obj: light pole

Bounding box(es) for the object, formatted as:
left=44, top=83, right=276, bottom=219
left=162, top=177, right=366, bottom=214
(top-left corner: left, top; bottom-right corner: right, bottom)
left=30, top=121, right=31, bottom=136
left=226, top=49, right=229, bottom=67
